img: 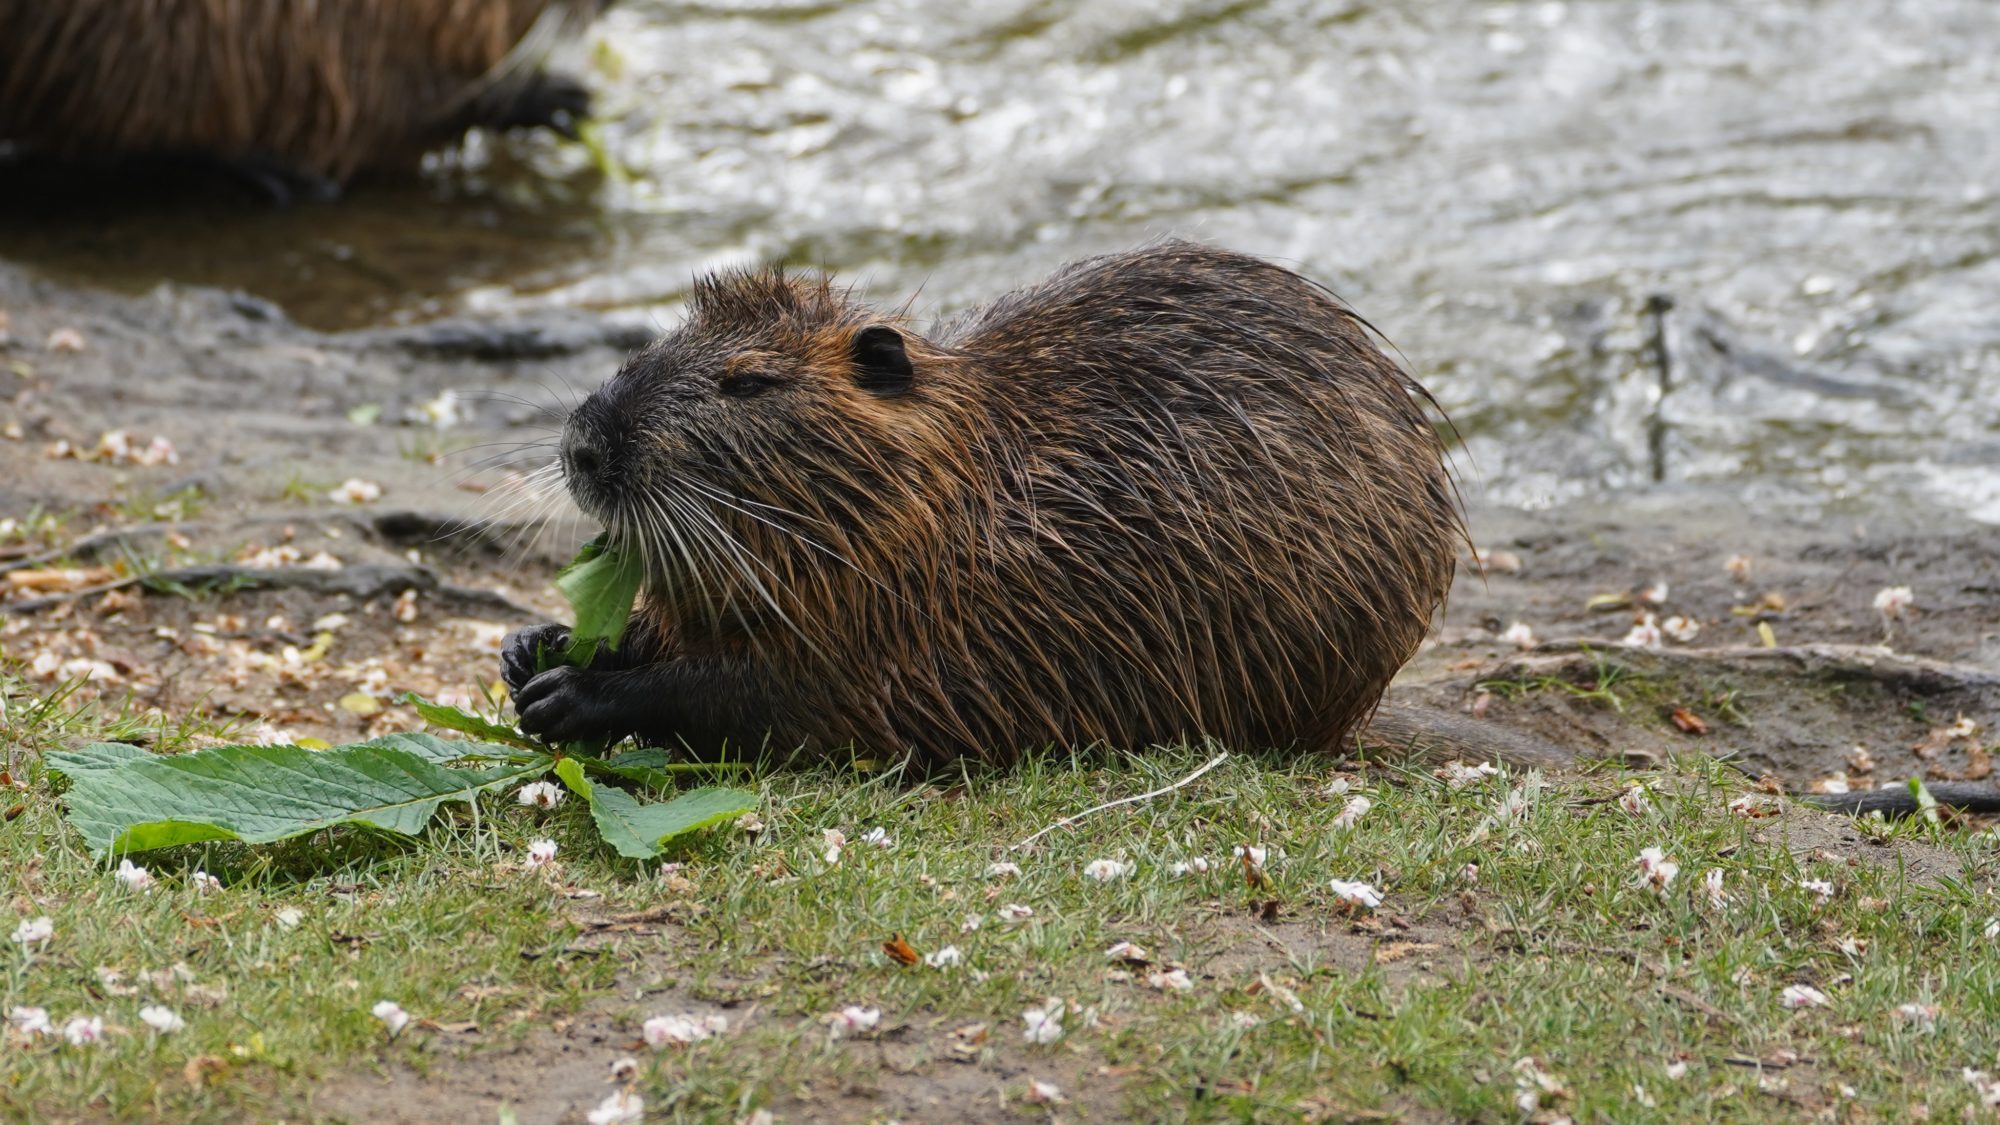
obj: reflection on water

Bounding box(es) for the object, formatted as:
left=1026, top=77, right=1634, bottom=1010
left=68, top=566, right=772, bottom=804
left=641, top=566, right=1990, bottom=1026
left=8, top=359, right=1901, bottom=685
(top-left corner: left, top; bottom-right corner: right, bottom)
left=1, top=0, right=1996, bottom=517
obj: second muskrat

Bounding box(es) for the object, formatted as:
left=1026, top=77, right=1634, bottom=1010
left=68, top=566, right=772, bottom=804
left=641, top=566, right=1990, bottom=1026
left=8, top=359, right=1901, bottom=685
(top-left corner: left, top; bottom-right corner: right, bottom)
left=0, top=0, right=611, bottom=200
left=502, top=240, right=1572, bottom=772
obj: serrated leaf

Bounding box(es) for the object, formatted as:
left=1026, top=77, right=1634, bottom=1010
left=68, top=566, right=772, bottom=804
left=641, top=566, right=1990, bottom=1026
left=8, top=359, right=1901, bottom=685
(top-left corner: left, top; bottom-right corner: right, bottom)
left=58, top=739, right=549, bottom=856
left=402, top=693, right=540, bottom=749
left=355, top=731, right=520, bottom=764
left=46, top=741, right=152, bottom=781
left=552, top=758, right=755, bottom=859
left=554, top=533, right=643, bottom=664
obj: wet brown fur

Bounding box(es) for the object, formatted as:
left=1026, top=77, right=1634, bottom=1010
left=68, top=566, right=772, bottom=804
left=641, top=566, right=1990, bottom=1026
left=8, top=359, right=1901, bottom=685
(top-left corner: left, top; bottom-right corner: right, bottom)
left=0, top=0, right=603, bottom=183
left=534, top=241, right=1558, bottom=770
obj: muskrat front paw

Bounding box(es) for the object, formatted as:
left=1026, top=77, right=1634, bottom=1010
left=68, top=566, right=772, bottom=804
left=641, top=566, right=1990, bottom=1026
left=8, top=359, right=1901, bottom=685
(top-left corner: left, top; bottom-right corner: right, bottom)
left=496, top=71, right=592, bottom=139
left=513, top=665, right=627, bottom=743
left=501, top=624, right=571, bottom=696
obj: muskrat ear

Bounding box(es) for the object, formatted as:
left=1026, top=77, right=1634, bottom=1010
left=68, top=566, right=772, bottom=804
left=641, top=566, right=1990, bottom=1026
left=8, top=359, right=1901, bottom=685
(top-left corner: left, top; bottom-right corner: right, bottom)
left=851, top=325, right=915, bottom=396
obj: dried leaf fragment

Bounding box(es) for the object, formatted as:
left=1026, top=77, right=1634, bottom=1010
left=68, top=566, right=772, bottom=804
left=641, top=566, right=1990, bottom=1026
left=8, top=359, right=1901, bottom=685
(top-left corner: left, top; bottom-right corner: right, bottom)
left=882, top=934, right=920, bottom=966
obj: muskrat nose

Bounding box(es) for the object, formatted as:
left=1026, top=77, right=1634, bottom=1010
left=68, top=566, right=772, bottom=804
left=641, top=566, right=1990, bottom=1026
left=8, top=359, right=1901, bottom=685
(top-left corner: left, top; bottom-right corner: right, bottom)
left=561, top=431, right=617, bottom=495
left=567, top=443, right=603, bottom=483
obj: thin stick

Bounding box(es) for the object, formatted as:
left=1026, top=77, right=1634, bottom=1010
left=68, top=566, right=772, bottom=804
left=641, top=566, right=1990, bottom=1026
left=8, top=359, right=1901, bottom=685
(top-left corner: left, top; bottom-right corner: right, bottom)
left=1011, top=751, right=1229, bottom=851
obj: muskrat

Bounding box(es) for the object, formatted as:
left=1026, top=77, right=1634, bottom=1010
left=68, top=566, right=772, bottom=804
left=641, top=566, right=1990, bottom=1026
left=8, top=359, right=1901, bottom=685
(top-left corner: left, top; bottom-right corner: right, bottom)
left=0, top=0, right=609, bottom=200
left=501, top=241, right=1571, bottom=772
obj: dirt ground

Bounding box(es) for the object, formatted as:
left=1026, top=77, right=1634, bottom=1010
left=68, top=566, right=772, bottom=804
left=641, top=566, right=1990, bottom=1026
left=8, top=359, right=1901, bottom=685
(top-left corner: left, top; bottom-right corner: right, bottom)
left=5, top=261, right=2000, bottom=1122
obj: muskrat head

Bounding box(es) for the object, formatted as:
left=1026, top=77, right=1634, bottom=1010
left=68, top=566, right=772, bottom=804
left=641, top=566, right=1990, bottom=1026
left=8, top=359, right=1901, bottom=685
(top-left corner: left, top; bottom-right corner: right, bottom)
left=560, top=270, right=952, bottom=622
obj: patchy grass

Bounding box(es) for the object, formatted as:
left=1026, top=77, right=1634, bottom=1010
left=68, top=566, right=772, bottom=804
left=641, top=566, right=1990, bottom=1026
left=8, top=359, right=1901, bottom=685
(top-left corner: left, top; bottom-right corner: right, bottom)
left=5, top=673, right=2000, bottom=1122
left=275, top=472, right=331, bottom=506
left=1476, top=656, right=1753, bottom=732
left=1, top=506, right=72, bottom=547
left=109, top=487, right=208, bottom=526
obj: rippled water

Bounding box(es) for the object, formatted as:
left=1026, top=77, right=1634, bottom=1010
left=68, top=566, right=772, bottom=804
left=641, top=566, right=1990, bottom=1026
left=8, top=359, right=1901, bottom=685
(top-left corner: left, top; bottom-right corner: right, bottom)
left=4, top=0, right=1997, bottom=517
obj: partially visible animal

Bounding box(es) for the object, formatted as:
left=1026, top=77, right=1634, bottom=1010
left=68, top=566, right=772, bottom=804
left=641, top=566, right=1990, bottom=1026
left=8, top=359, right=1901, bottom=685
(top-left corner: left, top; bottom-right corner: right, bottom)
left=0, top=0, right=611, bottom=200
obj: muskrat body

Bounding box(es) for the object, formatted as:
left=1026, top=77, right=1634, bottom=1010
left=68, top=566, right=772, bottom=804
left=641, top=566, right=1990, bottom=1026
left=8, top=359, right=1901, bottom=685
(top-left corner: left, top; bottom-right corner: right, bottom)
left=0, top=0, right=608, bottom=198
left=503, top=241, right=1561, bottom=770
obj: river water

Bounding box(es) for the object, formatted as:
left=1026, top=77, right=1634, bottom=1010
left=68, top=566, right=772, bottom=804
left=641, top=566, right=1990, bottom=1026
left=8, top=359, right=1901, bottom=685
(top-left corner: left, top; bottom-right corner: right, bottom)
left=3, top=0, right=1996, bottom=519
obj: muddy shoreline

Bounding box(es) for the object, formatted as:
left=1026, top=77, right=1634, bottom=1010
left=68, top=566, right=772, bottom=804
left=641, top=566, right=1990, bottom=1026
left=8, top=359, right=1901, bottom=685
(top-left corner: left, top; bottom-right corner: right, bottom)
left=3, top=263, right=1996, bottom=794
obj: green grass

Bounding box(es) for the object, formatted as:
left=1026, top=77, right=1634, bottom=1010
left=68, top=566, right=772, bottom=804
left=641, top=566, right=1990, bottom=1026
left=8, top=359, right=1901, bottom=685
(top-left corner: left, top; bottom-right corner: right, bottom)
left=0, top=505, right=73, bottom=548
left=113, top=487, right=208, bottom=525
left=5, top=672, right=2000, bottom=1121
left=274, top=472, right=330, bottom=506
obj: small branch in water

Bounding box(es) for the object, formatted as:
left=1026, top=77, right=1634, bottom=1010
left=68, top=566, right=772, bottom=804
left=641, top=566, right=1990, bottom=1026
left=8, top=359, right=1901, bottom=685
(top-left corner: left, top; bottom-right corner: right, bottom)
left=1641, top=293, right=1676, bottom=484
left=1011, top=750, right=1229, bottom=852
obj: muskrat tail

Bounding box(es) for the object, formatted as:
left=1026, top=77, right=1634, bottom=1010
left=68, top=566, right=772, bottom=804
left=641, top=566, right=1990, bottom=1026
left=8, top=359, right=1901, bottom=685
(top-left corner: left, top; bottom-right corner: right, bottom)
left=1804, top=784, right=2000, bottom=818
left=1355, top=701, right=1575, bottom=772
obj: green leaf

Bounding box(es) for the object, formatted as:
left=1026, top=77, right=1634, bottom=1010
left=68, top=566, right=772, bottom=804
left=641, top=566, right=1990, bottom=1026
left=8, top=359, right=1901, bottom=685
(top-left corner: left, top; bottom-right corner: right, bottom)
left=353, top=731, right=518, bottom=764
left=552, top=758, right=755, bottom=859
left=553, top=533, right=644, bottom=665
left=57, top=739, right=549, bottom=856
left=46, top=741, right=152, bottom=781
left=1910, top=775, right=1939, bottom=825
left=402, top=693, right=540, bottom=749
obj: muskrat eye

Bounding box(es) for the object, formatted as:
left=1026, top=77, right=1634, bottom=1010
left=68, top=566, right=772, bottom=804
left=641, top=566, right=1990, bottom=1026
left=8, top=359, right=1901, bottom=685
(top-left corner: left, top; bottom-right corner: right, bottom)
left=718, top=373, right=777, bottom=399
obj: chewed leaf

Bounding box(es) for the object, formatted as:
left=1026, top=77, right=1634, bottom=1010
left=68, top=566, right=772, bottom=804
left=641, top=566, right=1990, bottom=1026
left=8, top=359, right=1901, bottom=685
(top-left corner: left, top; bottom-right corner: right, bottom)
left=554, top=533, right=644, bottom=663
left=402, top=693, right=540, bottom=749
left=553, top=758, right=756, bottom=859
left=54, top=739, right=549, bottom=856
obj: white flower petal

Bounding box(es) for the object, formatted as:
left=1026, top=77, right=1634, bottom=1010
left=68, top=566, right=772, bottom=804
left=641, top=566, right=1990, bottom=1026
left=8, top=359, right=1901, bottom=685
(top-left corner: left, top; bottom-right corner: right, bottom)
left=643, top=1012, right=727, bottom=1047
left=1021, top=1002, right=1065, bottom=1045
left=823, top=1005, right=881, bottom=1038
left=8, top=1006, right=53, bottom=1036
left=1872, top=586, right=1914, bottom=617
left=586, top=1090, right=645, bottom=1125
left=115, top=859, right=156, bottom=893
left=139, top=1006, right=186, bottom=1034
left=1083, top=858, right=1133, bottom=882
left=1328, top=879, right=1383, bottom=909
left=1780, top=984, right=1829, bottom=1009
left=515, top=781, right=565, bottom=810
left=62, top=1015, right=107, bottom=1046
left=1331, top=795, right=1372, bottom=830
left=372, top=1000, right=411, bottom=1035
